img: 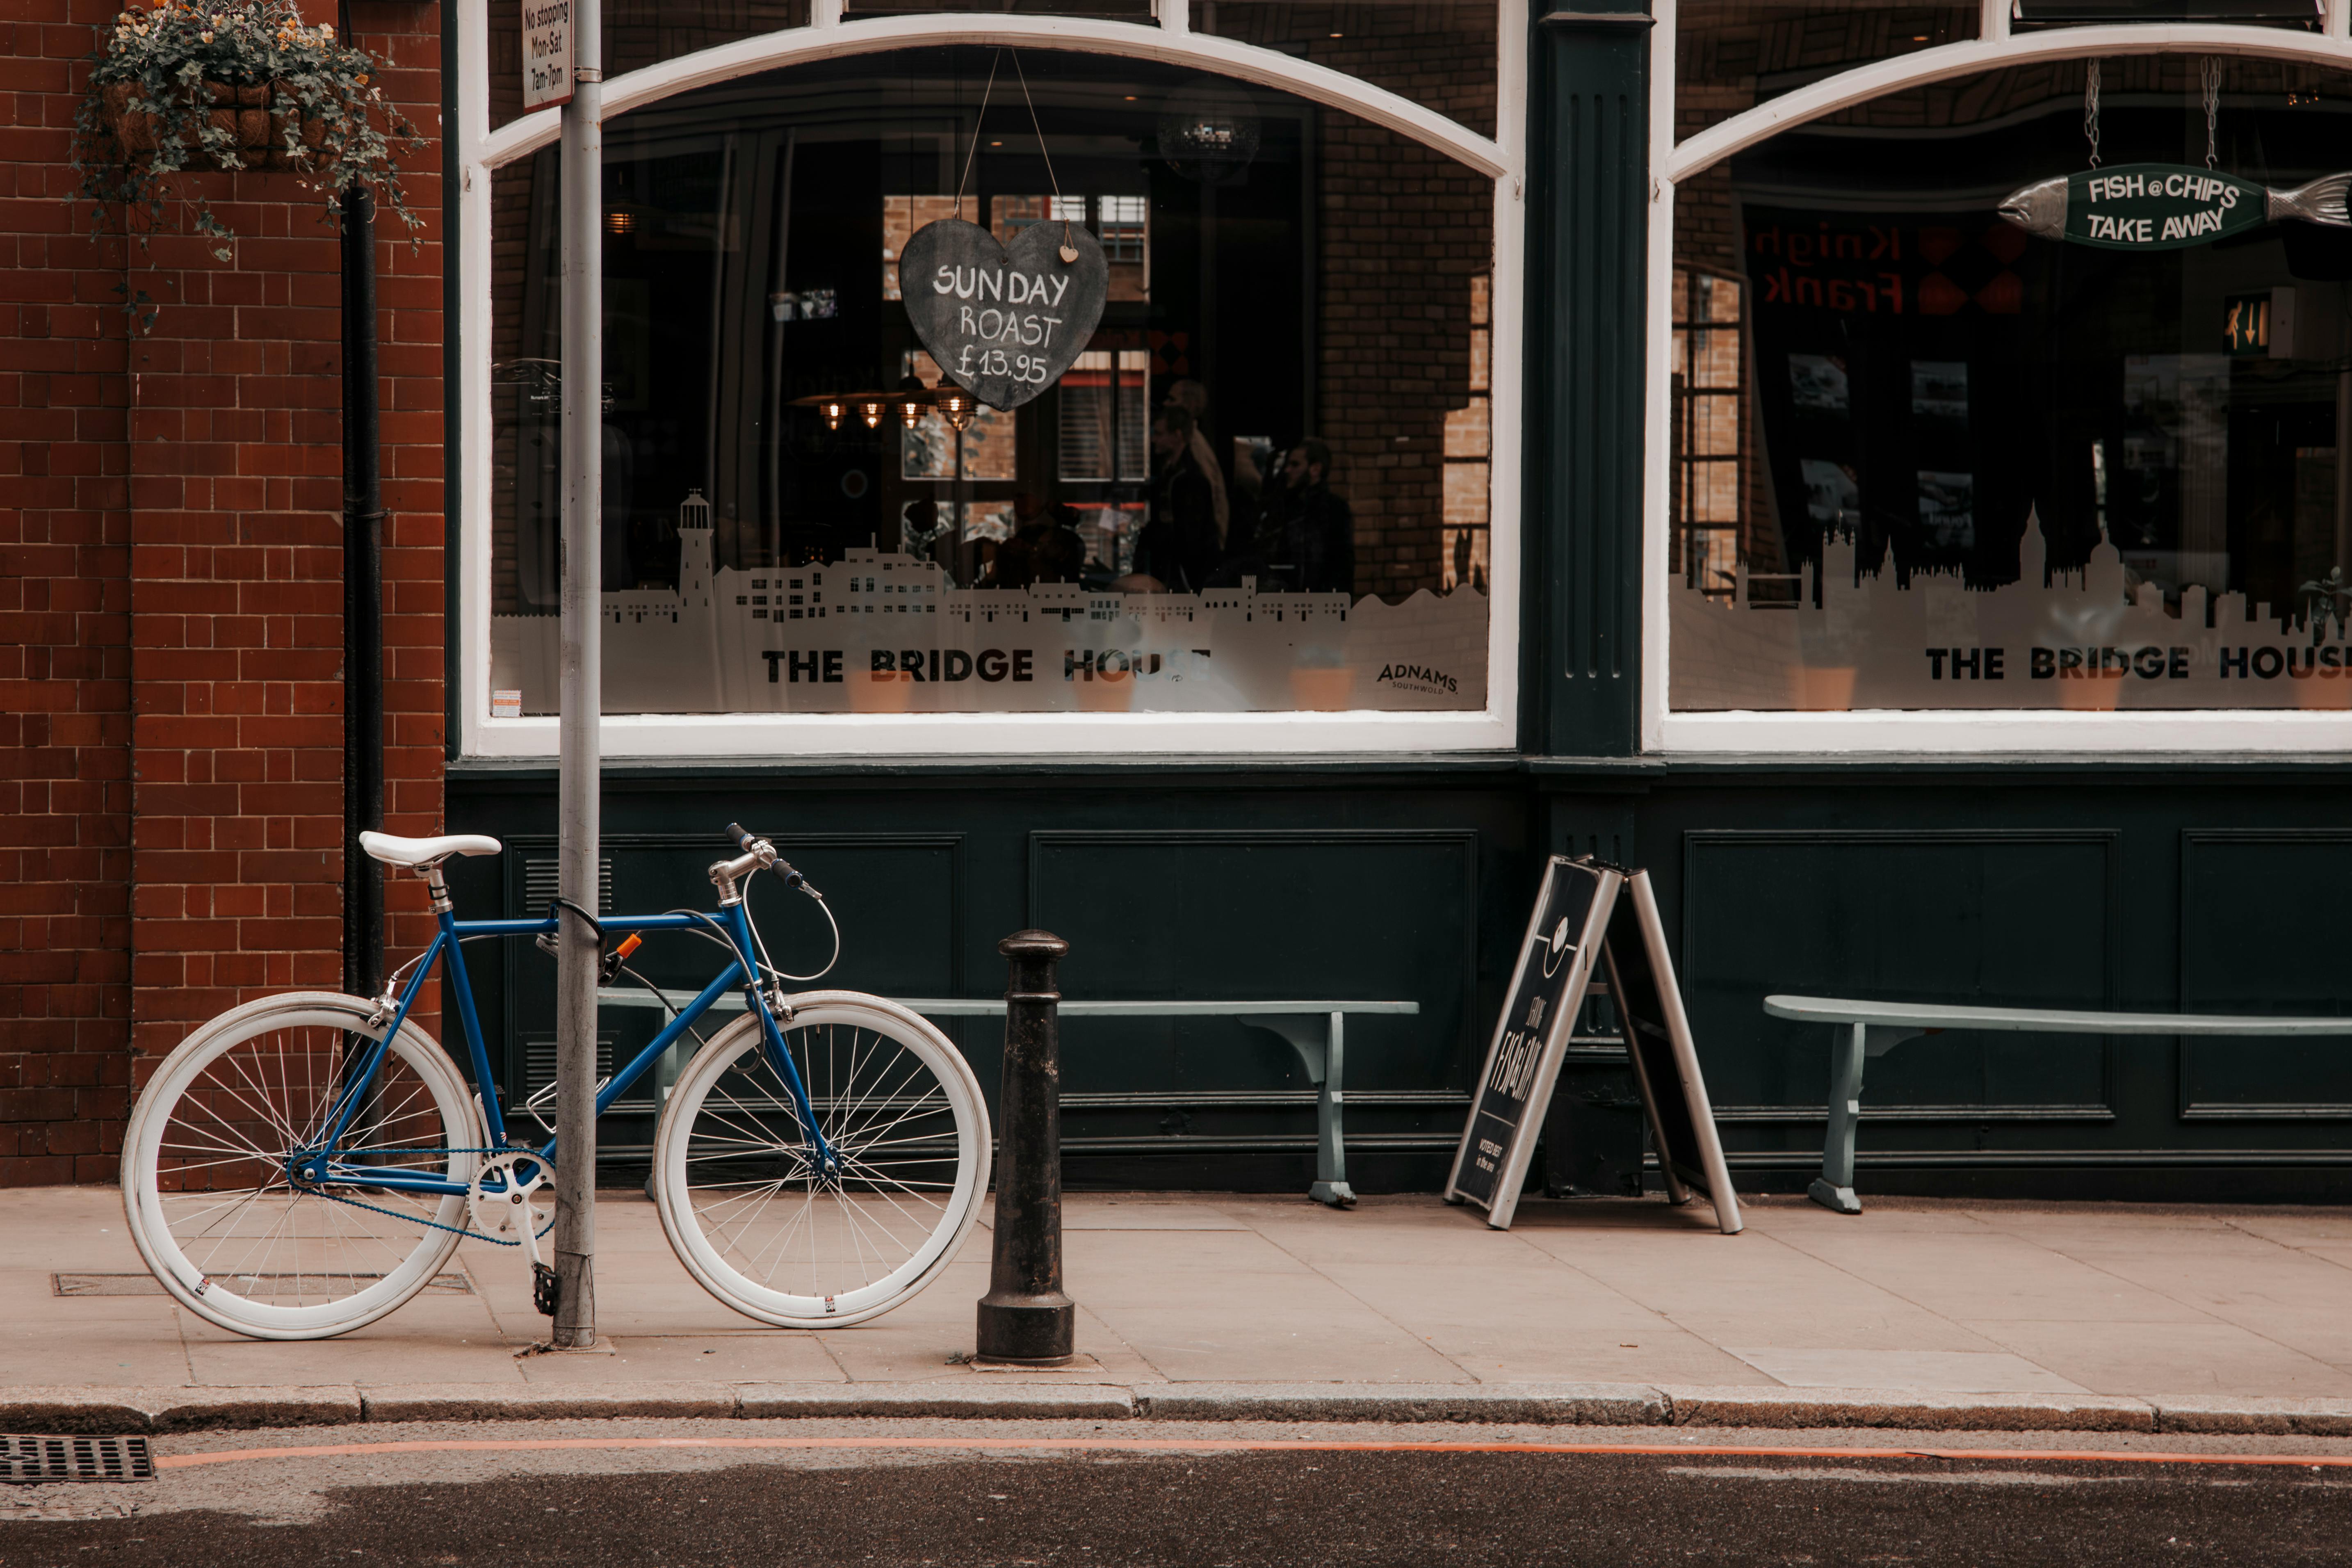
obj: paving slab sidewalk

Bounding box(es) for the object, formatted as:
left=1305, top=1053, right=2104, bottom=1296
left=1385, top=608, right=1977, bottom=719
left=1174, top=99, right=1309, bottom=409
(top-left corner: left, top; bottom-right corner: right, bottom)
left=8, top=1185, right=2352, bottom=1436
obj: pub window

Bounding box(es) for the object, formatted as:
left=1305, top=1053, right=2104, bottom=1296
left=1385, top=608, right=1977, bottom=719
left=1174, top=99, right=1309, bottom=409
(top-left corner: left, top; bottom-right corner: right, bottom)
left=485, top=46, right=1497, bottom=718
left=1667, top=50, right=2352, bottom=714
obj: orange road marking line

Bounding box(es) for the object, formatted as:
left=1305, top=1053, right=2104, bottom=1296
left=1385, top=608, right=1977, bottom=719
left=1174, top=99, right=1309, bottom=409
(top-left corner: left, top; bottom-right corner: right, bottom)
left=151, top=1436, right=2352, bottom=1471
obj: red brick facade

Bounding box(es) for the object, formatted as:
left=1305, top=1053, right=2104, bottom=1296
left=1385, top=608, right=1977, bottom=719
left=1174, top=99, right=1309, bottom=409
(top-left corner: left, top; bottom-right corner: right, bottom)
left=0, top=0, right=445, bottom=1183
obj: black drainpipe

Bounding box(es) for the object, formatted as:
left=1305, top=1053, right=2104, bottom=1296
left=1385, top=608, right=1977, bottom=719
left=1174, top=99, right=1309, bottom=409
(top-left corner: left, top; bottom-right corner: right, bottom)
left=339, top=0, right=384, bottom=1002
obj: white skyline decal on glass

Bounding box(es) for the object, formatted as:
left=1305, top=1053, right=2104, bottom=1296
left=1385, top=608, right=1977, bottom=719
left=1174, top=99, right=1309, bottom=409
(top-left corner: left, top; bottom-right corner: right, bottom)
left=491, top=512, right=1488, bottom=715
left=1672, top=511, right=2352, bottom=711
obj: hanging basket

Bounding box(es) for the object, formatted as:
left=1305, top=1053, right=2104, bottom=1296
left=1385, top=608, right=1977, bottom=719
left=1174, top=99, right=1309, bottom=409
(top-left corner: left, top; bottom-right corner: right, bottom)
left=99, top=79, right=325, bottom=169
left=73, top=0, right=424, bottom=327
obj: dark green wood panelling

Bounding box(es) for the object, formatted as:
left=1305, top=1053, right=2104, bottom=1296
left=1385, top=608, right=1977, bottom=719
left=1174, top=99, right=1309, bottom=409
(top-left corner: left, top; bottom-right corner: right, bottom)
left=1027, top=829, right=1479, bottom=1102
left=441, top=760, right=2352, bottom=1196
left=1680, top=830, right=2118, bottom=1118
left=444, top=778, right=1529, bottom=1185
left=2180, top=831, right=2352, bottom=1121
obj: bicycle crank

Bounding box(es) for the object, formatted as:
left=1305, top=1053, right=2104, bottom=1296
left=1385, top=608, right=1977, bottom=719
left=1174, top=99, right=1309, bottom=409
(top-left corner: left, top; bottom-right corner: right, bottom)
left=468, top=1151, right=553, bottom=1267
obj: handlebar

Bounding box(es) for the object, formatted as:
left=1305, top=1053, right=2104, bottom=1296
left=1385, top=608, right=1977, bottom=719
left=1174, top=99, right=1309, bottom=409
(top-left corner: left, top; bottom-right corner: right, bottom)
left=725, top=822, right=810, bottom=894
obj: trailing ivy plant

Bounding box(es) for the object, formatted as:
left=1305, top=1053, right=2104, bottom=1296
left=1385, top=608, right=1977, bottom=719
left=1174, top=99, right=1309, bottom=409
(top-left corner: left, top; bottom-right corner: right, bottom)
left=72, top=0, right=424, bottom=328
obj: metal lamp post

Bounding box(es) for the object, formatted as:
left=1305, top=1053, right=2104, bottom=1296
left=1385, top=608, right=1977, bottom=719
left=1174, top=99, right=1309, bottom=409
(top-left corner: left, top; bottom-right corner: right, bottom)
left=553, top=0, right=605, bottom=1349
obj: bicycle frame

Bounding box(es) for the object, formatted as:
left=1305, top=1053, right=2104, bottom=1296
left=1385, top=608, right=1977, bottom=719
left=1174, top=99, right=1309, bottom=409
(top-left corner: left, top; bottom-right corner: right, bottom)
left=295, top=897, right=836, bottom=1196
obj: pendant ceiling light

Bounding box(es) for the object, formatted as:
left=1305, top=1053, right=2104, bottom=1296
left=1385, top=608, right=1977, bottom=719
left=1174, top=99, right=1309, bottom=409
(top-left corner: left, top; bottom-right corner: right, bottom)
left=792, top=377, right=942, bottom=436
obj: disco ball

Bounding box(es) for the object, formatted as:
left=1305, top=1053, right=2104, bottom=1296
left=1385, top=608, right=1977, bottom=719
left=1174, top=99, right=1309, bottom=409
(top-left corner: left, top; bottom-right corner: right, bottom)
left=1157, top=79, right=1262, bottom=184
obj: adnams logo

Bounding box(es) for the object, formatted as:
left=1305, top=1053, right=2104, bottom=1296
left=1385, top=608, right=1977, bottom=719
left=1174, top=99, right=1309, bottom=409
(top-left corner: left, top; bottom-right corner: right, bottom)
left=1374, top=662, right=1458, bottom=696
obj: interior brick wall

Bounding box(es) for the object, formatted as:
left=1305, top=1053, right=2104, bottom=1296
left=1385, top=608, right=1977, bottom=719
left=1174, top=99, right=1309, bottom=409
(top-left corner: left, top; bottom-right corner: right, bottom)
left=1204, top=5, right=1499, bottom=599
left=1319, top=110, right=1491, bottom=598
left=0, top=0, right=446, bottom=1185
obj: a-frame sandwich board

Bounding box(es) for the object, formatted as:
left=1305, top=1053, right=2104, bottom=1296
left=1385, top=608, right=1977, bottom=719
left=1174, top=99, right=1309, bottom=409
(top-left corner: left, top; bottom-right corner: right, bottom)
left=1602, top=869, right=1741, bottom=1234
left=1444, top=857, right=1617, bottom=1230
left=1445, top=857, right=1741, bottom=1234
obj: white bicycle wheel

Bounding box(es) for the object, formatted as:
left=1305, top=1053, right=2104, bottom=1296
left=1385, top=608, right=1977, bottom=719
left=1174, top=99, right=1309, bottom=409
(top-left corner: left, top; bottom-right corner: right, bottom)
left=653, top=991, right=990, bottom=1328
left=121, top=991, right=481, bottom=1340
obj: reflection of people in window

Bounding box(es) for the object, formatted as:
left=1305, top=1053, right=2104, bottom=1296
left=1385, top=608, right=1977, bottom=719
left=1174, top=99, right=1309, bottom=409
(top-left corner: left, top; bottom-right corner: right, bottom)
left=983, top=495, right=1087, bottom=589
left=1163, top=379, right=1231, bottom=548
left=1122, top=406, right=1219, bottom=592
left=1220, top=439, right=1355, bottom=595
left=903, top=497, right=953, bottom=575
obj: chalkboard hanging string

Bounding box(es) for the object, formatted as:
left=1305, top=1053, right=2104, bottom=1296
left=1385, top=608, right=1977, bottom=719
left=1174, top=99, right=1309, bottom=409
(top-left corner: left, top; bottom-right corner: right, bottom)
left=2201, top=56, right=2222, bottom=170
left=1008, top=50, right=1081, bottom=265
left=2083, top=59, right=2100, bottom=169
left=952, top=49, right=1005, bottom=215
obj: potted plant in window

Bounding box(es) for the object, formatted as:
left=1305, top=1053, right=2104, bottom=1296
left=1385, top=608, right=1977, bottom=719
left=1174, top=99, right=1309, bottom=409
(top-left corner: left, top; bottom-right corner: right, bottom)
left=72, top=0, right=422, bottom=319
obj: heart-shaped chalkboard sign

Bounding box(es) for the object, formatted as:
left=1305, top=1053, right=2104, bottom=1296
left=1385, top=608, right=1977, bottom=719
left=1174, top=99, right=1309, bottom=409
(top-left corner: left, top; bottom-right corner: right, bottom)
left=899, top=217, right=1109, bottom=411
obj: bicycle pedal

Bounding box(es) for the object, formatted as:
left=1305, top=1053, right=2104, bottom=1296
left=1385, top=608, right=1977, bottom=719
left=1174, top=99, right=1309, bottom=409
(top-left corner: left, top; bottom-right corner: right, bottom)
left=532, top=1261, right=561, bottom=1318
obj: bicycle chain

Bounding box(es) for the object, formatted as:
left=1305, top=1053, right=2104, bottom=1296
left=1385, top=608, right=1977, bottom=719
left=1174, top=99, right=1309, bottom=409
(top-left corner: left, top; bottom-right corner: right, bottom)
left=299, top=1148, right=555, bottom=1248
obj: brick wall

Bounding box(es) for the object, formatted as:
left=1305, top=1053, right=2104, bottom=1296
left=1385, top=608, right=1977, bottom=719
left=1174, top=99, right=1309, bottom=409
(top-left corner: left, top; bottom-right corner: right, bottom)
left=0, top=0, right=446, bottom=1184
left=1, top=0, right=139, bottom=1183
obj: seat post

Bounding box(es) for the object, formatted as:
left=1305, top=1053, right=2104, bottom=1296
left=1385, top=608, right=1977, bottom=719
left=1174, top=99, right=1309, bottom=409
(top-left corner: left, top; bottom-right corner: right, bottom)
left=421, top=862, right=453, bottom=915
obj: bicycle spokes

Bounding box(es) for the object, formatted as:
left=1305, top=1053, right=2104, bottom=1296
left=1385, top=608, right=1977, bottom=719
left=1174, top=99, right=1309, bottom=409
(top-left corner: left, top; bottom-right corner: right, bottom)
left=667, top=1011, right=978, bottom=1317
left=137, top=1010, right=474, bottom=1323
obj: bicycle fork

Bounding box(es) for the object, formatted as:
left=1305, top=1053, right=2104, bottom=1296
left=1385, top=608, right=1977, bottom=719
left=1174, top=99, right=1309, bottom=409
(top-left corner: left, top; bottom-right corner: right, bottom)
left=726, top=901, right=841, bottom=1182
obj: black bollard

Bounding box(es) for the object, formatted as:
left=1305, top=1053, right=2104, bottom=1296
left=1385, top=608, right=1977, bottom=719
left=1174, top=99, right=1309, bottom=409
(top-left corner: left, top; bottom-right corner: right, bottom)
left=976, top=929, right=1075, bottom=1363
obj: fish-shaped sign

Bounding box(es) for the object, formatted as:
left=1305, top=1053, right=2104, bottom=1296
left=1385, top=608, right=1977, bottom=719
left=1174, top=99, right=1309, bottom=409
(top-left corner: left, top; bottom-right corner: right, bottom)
left=1999, top=162, right=2352, bottom=251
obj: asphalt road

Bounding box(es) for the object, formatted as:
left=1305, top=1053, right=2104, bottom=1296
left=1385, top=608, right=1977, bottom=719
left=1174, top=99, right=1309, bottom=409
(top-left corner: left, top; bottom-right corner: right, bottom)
left=6, top=1422, right=2352, bottom=1566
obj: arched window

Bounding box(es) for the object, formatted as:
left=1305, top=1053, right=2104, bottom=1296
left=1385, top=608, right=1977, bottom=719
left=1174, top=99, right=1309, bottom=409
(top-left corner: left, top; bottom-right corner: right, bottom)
left=1654, top=2, right=2352, bottom=748
left=454, top=5, right=1522, bottom=757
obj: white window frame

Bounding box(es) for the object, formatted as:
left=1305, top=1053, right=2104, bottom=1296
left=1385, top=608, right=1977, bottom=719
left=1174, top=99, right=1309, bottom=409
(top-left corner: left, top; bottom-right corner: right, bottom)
left=1643, top=7, right=2352, bottom=753
left=455, top=0, right=1526, bottom=759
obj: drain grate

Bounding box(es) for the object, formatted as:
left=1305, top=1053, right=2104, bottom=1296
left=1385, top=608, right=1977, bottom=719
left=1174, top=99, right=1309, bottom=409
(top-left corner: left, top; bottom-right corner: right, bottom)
left=0, top=1436, right=154, bottom=1484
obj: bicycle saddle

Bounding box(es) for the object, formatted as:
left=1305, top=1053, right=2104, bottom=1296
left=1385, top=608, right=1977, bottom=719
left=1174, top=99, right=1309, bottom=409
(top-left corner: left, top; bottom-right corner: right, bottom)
left=358, top=831, right=504, bottom=868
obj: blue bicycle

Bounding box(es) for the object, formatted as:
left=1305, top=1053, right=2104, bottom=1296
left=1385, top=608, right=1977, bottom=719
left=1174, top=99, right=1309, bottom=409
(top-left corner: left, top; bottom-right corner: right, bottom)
left=120, top=824, right=991, bottom=1340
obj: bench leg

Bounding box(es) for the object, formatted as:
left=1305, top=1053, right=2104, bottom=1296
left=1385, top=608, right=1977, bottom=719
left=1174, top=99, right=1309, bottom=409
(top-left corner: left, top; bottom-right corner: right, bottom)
left=1308, top=1011, right=1356, bottom=1209
left=1808, top=1021, right=1867, bottom=1215
left=1239, top=1013, right=1357, bottom=1209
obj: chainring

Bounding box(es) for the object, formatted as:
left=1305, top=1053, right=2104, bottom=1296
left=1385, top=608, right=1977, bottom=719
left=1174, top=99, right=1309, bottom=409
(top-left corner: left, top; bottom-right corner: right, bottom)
left=468, top=1151, right=553, bottom=1265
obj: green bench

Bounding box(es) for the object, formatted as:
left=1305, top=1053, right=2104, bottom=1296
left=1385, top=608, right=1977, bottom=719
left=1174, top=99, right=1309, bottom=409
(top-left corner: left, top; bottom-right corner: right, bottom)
left=1765, top=993, right=2352, bottom=1214
left=597, top=989, right=1418, bottom=1208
